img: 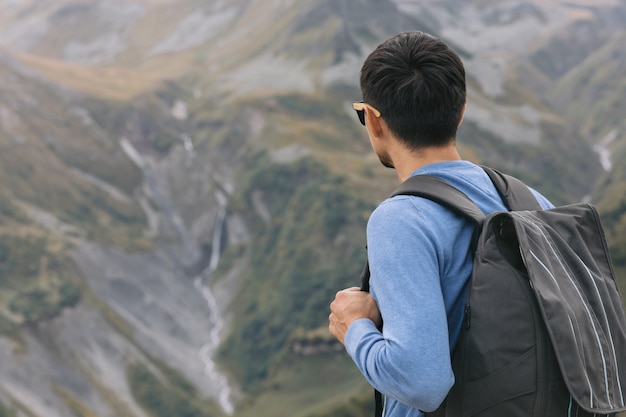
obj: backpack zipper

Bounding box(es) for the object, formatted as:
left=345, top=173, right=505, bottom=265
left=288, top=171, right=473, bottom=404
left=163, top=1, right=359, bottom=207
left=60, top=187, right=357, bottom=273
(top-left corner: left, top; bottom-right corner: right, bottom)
left=526, top=263, right=550, bottom=415
left=464, top=304, right=471, bottom=329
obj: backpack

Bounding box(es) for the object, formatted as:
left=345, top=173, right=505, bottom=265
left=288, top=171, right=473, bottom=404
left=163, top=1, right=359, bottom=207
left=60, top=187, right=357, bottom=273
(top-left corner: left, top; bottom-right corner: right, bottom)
left=360, top=166, right=626, bottom=417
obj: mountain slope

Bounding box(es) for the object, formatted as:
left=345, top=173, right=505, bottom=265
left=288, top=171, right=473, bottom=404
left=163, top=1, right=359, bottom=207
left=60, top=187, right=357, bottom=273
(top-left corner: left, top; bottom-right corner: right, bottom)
left=0, top=1, right=624, bottom=417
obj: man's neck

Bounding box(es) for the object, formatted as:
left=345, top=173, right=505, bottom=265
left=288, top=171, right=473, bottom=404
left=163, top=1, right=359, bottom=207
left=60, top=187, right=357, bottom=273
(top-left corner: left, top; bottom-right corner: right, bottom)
left=394, top=143, right=462, bottom=183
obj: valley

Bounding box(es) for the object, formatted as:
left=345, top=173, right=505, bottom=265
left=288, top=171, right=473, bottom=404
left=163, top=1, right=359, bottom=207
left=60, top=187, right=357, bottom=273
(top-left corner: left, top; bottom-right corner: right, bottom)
left=0, top=1, right=624, bottom=416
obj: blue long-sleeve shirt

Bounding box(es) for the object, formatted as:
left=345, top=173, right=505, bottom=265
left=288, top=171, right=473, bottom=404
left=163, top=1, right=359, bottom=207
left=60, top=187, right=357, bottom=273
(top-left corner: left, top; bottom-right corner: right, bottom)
left=344, top=161, right=553, bottom=417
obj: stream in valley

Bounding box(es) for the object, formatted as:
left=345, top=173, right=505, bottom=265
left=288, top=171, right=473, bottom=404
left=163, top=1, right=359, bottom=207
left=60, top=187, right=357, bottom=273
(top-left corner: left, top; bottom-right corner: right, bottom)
left=194, top=207, right=234, bottom=414
left=121, top=137, right=234, bottom=414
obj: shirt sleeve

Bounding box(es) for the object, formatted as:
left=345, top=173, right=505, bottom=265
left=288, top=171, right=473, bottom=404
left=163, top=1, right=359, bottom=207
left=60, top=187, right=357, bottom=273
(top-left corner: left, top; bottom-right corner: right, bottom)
left=344, top=196, right=455, bottom=412
left=530, top=188, right=554, bottom=210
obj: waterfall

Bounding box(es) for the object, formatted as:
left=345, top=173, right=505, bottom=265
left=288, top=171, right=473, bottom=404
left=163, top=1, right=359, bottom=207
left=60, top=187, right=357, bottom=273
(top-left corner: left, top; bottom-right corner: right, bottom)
left=194, top=207, right=234, bottom=414
left=121, top=137, right=234, bottom=413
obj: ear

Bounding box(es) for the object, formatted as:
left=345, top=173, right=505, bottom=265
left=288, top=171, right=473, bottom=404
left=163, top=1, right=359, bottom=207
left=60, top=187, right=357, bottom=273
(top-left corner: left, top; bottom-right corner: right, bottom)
left=458, top=103, right=467, bottom=127
left=366, top=109, right=386, bottom=140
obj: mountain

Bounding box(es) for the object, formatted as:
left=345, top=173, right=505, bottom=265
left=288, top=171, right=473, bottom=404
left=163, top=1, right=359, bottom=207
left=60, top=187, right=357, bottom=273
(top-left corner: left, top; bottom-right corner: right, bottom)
left=0, top=1, right=624, bottom=416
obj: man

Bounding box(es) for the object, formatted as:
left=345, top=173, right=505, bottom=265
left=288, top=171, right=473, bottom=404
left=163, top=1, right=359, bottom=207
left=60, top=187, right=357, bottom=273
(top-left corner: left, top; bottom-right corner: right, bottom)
left=328, top=31, right=552, bottom=416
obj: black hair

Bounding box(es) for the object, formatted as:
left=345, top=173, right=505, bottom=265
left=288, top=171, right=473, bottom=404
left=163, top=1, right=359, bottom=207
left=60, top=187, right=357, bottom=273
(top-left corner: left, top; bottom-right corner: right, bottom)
left=360, top=31, right=466, bottom=149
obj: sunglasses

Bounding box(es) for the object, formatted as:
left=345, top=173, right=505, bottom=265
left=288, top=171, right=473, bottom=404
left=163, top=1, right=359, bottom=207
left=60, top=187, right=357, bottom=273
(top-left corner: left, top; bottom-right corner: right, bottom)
left=352, top=102, right=381, bottom=126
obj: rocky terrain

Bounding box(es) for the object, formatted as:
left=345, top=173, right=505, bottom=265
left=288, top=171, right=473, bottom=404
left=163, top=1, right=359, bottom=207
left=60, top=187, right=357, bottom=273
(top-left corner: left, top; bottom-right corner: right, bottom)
left=0, top=1, right=624, bottom=416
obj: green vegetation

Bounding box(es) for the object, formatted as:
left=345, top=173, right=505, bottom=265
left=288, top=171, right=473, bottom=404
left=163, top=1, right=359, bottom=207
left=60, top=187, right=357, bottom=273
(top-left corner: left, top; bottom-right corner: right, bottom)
left=0, top=234, right=47, bottom=284
left=9, top=281, right=80, bottom=323
left=66, top=187, right=148, bottom=249
left=218, top=154, right=371, bottom=391
left=127, top=362, right=223, bottom=417
left=273, top=94, right=338, bottom=122
left=0, top=188, right=28, bottom=224
left=0, top=402, right=16, bottom=417
left=0, top=144, right=148, bottom=250
left=0, top=233, right=81, bottom=326
left=153, top=133, right=179, bottom=153
left=233, top=354, right=371, bottom=417
left=0, top=313, right=16, bottom=336
left=600, top=200, right=626, bottom=267
left=271, top=93, right=368, bottom=152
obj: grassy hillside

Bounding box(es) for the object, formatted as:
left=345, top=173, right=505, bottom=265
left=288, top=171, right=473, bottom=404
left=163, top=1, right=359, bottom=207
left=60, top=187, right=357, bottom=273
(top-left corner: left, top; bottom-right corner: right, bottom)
left=213, top=125, right=374, bottom=390
left=0, top=58, right=153, bottom=333
left=539, top=30, right=626, bottom=295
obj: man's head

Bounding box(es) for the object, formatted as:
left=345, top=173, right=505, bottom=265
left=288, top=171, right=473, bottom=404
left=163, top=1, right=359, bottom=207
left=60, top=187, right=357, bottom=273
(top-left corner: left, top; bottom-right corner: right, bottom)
left=359, top=31, right=466, bottom=150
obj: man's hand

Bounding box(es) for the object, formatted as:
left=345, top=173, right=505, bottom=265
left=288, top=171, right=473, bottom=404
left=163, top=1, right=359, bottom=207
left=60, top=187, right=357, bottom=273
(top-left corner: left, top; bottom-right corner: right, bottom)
left=329, top=287, right=382, bottom=345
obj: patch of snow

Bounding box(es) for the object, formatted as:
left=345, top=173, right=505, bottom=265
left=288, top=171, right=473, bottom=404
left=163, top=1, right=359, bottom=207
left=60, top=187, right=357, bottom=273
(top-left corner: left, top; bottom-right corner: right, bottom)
left=147, top=7, right=237, bottom=56
left=119, top=137, right=145, bottom=169
left=62, top=2, right=146, bottom=65
left=218, top=53, right=314, bottom=96
left=19, top=202, right=84, bottom=238
left=171, top=100, right=188, bottom=120
left=394, top=0, right=571, bottom=97
left=64, top=32, right=125, bottom=66
left=464, top=91, right=543, bottom=144
left=322, top=53, right=361, bottom=89
left=593, top=129, right=617, bottom=171
left=70, top=167, right=132, bottom=204
left=0, top=15, right=49, bottom=51
left=271, top=144, right=312, bottom=163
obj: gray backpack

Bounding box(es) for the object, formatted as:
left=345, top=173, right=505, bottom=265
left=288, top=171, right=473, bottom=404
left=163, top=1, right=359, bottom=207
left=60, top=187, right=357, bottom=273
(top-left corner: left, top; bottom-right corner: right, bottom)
left=361, top=166, right=626, bottom=417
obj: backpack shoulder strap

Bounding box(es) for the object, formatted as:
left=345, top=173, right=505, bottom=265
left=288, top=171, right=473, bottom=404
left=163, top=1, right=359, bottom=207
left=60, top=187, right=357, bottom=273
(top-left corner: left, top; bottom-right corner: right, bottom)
left=361, top=175, right=483, bottom=292
left=363, top=166, right=541, bottom=291
left=391, top=174, right=484, bottom=224
left=481, top=166, right=542, bottom=211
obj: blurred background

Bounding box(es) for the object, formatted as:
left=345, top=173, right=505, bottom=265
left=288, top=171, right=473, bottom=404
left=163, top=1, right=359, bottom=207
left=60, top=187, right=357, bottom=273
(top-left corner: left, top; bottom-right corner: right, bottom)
left=0, top=0, right=624, bottom=416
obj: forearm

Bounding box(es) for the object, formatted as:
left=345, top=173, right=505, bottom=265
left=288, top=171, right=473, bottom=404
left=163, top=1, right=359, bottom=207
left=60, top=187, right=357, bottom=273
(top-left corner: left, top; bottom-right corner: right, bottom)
left=344, top=319, right=453, bottom=411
